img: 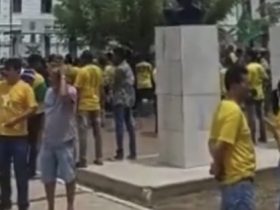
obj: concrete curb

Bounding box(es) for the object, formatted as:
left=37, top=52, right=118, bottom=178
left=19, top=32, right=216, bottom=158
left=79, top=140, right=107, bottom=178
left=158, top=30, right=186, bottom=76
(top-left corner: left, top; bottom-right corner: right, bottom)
left=77, top=166, right=279, bottom=208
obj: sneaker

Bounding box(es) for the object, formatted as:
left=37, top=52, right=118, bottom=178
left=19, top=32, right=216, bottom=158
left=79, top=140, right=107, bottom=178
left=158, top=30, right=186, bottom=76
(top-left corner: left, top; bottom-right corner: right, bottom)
left=93, top=159, right=103, bottom=166
left=113, top=154, right=124, bottom=161
left=0, top=203, right=12, bottom=210
left=127, top=155, right=137, bottom=161
left=76, top=161, right=87, bottom=168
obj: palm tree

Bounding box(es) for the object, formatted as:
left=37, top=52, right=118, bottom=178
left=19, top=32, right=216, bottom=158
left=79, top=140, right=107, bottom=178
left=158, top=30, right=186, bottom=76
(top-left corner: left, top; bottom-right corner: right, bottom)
left=202, top=0, right=240, bottom=24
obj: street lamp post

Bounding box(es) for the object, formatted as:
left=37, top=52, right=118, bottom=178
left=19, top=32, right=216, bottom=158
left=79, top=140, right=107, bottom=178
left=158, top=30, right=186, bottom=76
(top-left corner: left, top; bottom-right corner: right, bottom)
left=9, top=0, right=13, bottom=57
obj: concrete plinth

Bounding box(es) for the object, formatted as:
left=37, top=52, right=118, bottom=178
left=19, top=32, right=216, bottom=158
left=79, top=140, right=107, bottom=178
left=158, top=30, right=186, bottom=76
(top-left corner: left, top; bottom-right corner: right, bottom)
left=76, top=145, right=279, bottom=207
left=155, top=26, right=220, bottom=169
left=270, top=26, right=280, bottom=88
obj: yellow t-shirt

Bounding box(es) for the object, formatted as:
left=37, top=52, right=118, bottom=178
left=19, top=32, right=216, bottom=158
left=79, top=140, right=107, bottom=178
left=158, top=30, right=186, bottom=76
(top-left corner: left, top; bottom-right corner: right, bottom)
left=66, top=65, right=80, bottom=85
left=32, top=72, right=44, bottom=89
left=247, top=62, right=267, bottom=100
left=136, top=62, right=153, bottom=89
left=0, top=80, right=37, bottom=136
left=74, top=64, right=103, bottom=111
left=209, top=100, right=256, bottom=185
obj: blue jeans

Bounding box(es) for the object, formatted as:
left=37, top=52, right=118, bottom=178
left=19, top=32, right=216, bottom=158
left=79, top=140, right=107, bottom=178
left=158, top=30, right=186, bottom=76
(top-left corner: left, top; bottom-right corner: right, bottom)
left=0, top=137, right=29, bottom=209
left=221, top=180, right=255, bottom=210
left=113, top=105, right=136, bottom=157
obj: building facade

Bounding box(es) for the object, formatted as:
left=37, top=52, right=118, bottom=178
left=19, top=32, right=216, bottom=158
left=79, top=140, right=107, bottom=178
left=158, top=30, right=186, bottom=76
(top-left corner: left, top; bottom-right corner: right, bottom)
left=0, top=0, right=67, bottom=58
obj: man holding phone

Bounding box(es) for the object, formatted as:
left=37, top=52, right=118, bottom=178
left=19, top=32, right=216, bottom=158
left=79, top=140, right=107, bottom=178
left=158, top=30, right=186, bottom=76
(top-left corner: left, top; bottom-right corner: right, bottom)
left=40, top=65, right=77, bottom=210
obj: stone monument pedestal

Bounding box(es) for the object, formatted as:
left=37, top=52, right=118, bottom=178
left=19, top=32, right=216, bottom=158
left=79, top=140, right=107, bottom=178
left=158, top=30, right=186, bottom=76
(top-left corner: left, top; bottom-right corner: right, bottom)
left=270, top=26, right=280, bottom=88
left=155, top=26, right=220, bottom=169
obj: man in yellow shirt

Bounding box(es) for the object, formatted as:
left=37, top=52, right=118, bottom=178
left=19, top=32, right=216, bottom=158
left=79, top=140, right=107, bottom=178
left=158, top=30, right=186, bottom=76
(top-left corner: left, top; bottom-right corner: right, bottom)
left=246, top=50, right=268, bottom=143
left=0, top=58, right=37, bottom=210
left=75, top=51, right=103, bottom=167
left=135, top=59, right=155, bottom=104
left=209, top=66, right=256, bottom=210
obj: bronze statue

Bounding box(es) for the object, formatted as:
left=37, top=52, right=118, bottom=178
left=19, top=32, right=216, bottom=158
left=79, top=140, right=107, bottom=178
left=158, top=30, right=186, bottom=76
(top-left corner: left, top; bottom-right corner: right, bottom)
left=164, top=0, right=204, bottom=25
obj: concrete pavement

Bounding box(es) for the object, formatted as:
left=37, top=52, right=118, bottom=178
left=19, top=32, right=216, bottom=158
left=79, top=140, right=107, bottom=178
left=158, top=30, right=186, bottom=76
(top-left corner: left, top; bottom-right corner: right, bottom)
left=9, top=179, right=150, bottom=210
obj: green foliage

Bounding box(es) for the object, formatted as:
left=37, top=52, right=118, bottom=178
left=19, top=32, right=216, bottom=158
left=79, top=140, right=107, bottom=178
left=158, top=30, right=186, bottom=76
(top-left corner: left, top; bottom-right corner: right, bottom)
left=225, top=1, right=280, bottom=46
left=53, top=0, right=87, bottom=38
left=55, top=0, right=256, bottom=52
left=54, top=0, right=163, bottom=53
left=202, top=0, right=240, bottom=24
left=258, top=1, right=280, bottom=25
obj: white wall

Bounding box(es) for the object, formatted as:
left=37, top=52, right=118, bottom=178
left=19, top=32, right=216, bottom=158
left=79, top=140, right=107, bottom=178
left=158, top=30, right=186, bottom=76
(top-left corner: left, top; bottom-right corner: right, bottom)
left=0, top=0, right=64, bottom=58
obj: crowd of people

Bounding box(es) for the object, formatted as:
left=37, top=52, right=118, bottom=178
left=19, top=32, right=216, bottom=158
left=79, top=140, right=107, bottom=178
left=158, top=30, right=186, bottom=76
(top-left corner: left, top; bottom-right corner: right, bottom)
left=0, top=47, right=156, bottom=210
left=209, top=46, right=280, bottom=210
left=2, top=43, right=279, bottom=210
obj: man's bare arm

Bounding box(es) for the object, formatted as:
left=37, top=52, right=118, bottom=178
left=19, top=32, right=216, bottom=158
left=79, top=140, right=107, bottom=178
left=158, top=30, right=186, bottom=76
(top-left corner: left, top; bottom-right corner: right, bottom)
left=265, top=117, right=280, bottom=151
left=4, top=107, right=37, bottom=127
left=210, top=141, right=231, bottom=180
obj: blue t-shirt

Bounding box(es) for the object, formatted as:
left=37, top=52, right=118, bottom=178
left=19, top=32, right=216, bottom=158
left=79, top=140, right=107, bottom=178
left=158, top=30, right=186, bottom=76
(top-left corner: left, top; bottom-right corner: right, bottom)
left=42, top=85, right=77, bottom=147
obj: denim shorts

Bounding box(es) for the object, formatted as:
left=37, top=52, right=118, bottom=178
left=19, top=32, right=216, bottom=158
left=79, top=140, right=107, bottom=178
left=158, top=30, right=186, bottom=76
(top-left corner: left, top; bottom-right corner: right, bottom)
left=40, top=140, right=76, bottom=183
left=221, top=179, right=255, bottom=210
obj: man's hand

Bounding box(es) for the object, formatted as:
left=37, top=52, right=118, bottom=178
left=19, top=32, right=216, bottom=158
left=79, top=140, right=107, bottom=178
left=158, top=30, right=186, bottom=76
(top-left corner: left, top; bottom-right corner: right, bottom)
left=209, top=162, right=224, bottom=181
left=3, top=118, right=18, bottom=128
left=60, top=64, right=68, bottom=76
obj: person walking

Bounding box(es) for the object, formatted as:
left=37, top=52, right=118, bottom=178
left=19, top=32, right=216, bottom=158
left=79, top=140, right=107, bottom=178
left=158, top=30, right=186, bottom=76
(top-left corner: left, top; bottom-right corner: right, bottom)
left=40, top=65, right=77, bottom=210
left=209, top=65, right=256, bottom=210
left=246, top=50, right=268, bottom=143
left=75, top=50, right=103, bottom=167
left=0, top=58, right=37, bottom=210
left=112, top=47, right=137, bottom=160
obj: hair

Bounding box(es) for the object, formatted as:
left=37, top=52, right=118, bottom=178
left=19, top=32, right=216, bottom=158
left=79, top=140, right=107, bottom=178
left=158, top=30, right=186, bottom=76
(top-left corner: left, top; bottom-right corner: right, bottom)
left=236, top=48, right=243, bottom=57
left=248, top=49, right=259, bottom=62
left=27, top=54, right=43, bottom=68
left=80, top=50, right=93, bottom=64
left=98, top=55, right=107, bottom=68
left=113, top=47, right=126, bottom=61
left=48, top=54, right=57, bottom=63
left=106, top=52, right=113, bottom=61
left=65, top=54, right=73, bottom=65
left=73, top=58, right=80, bottom=66
left=224, top=64, right=247, bottom=91
left=227, top=45, right=234, bottom=52
left=4, top=58, right=22, bottom=73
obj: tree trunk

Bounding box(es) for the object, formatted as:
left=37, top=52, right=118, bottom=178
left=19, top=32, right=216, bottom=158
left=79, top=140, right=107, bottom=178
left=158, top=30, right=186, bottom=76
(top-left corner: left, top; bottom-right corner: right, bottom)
left=68, top=36, right=78, bottom=58
left=259, top=0, right=269, bottom=48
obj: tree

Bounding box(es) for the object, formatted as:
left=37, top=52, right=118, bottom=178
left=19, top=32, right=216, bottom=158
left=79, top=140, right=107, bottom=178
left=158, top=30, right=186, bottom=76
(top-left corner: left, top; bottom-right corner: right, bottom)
left=202, top=0, right=240, bottom=24
left=54, top=0, right=163, bottom=54
left=53, top=0, right=88, bottom=57
left=229, top=1, right=280, bottom=46
left=116, top=0, right=163, bottom=53
left=81, top=0, right=122, bottom=48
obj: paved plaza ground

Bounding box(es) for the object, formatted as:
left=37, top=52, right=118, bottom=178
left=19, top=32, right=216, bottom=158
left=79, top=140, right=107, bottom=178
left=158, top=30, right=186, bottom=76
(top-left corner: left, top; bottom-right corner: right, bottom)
left=95, top=117, right=159, bottom=160
left=10, top=117, right=278, bottom=210
left=11, top=171, right=280, bottom=210
left=10, top=179, right=147, bottom=210
left=84, top=117, right=280, bottom=210
left=155, top=178, right=280, bottom=210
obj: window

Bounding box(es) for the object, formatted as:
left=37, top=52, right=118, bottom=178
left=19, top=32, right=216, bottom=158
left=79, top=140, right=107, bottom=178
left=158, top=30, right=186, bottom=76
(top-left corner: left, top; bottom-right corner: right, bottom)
left=13, top=0, right=22, bottom=13
left=41, top=0, right=52, bottom=13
